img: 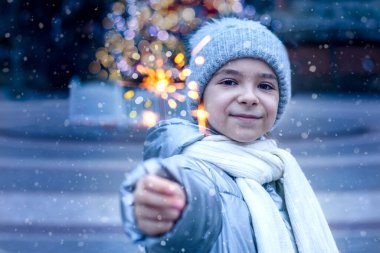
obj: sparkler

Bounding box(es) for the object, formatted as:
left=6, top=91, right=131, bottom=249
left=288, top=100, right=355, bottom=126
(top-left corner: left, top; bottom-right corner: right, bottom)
left=93, top=0, right=245, bottom=127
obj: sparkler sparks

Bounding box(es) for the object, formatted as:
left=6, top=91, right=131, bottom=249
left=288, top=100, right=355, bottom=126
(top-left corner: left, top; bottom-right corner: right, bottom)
left=96, top=0, right=246, bottom=127
left=191, top=35, right=212, bottom=56
left=142, top=110, right=158, bottom=127
left=193, top=103, right=209, bottom=133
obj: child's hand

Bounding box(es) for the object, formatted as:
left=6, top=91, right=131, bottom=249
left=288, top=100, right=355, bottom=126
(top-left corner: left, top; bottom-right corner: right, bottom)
left=133, top=174, right=186, bottom=236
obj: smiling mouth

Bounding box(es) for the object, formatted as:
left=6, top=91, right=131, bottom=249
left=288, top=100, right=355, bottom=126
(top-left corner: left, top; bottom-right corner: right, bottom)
left=230, top=114, right=262, bottom=119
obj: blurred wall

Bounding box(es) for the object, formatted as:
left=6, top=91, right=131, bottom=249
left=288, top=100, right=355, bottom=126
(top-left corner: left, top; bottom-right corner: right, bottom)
left=264, top=0, right=380, bottom=93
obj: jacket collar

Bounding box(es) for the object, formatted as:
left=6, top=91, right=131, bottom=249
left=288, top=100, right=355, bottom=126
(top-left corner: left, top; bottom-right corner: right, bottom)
left=143, top=118, right=205, bottom=160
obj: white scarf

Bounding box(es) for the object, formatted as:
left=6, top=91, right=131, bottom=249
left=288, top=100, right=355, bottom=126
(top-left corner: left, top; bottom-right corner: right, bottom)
left=183, top=135, right=338, bottom=253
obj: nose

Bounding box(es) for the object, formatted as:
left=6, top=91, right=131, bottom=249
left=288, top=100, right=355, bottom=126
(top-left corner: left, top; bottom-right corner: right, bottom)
left=237, top=86, right=259, bottom=106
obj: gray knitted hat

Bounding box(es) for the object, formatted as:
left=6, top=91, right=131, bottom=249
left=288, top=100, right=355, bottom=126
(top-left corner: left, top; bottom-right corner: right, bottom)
left=185, top=17, right=291, bottom=128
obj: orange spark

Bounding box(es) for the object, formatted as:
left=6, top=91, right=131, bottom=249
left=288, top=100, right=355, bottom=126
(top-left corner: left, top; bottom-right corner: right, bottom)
left=191, top=35, right=212, bottom=56
left=187, top=80, right=198, bottom=90
left=142, top=110, right=158, bottom=127
left=193, top=103, right=208, bottom=134
left=168, top=99, right=177, bottom=109
left=123, top=90, right=135, bottom=100
left=171, top=92, right=186, bottom=102
left=174, top=53, right=185, bottom=64
left=187, top=90, right=199, bottom=100
left=136, top=64, right=146, bottom=74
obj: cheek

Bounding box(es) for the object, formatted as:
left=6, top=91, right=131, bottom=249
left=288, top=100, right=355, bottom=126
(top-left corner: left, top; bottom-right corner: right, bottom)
left=271, top=102, right=278, bottom=116
left=208, top=113, right=221, bottom=127
left=205, top=105, right=217, bottom=124
left=269, top=102, right=279, bottom=124
left=204, top=103, right=223, bottom=128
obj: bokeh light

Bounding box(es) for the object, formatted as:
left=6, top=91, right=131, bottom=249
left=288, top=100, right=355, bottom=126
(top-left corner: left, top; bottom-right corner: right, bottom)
left=142, top=110, right=159, bottom=127
left=95, top=0, right=249, bottom=125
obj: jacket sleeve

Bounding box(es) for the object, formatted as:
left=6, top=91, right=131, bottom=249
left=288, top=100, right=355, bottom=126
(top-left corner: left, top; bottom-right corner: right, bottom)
left=120, top=157, right=223, bottom=253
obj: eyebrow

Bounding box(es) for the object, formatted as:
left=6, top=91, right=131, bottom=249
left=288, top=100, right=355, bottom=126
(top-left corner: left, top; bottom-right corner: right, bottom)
left=214, top=68, right=277, bottom=80
left=259, top=73, right=277, bottom=80
left=214, top=69, right=242, bottom=77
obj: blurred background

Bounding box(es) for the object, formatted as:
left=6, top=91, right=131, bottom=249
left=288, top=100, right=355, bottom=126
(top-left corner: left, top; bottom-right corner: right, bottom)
left=1, top=0, right=379, bottom=96
left=0, top=0, right=379, bottom=252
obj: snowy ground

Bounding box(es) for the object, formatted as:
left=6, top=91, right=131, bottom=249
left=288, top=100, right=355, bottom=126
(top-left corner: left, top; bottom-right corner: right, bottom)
left=0, top=91, right=379, bottom=253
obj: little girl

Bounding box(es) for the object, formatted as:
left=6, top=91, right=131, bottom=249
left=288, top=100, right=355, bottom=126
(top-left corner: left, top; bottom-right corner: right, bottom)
left=120, top=17, right=339, bottom=253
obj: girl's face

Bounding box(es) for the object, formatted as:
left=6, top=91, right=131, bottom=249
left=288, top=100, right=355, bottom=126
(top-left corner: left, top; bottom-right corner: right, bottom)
left=202, top=58, right=279, bottom=143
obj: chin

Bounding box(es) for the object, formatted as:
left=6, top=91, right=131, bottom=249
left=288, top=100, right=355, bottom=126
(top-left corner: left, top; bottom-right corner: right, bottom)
left=229, top=135, right=260, bottom=143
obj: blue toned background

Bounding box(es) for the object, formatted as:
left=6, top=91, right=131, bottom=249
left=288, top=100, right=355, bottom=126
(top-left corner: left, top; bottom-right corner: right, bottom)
left=0, top=0, right=379, bottom=252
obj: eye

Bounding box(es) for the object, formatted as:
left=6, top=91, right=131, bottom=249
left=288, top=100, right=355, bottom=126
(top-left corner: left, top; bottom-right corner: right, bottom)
left=218, top=79, right=238, bottom=86
left=258, top=82, right=275, bottom=90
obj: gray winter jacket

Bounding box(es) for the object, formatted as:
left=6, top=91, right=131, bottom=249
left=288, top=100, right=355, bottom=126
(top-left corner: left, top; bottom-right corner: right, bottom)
left=120, top=118, right=294, bottom=252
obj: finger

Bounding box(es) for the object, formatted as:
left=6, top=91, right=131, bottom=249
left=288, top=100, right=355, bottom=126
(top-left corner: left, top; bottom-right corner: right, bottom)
left=141, top=174, right=184, bottom=197
left=137, top=219, right=174, bottom=236
left=135, top=175, right=186, bottom=209
left=135, top=205, right=182, bottom=222
left=134, top=187, right=185, bottom=209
